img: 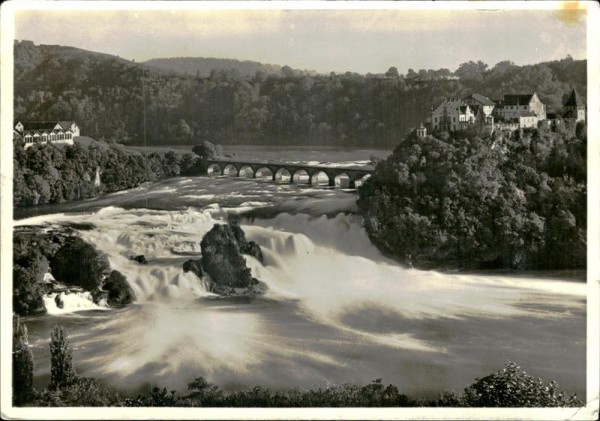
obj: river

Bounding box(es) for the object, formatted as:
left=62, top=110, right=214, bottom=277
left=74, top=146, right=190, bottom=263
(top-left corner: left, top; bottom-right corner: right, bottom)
left=15, top=147, right=586, bottom=399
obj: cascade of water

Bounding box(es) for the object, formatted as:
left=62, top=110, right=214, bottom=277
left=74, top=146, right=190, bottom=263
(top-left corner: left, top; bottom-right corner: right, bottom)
left=43, top=292, right=108, bottom=315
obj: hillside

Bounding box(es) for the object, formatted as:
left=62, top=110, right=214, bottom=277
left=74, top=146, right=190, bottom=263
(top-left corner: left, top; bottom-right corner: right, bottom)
left=14, top=40, right=586, bottom=147
left=14, top=40, right=167, bottom=76
left=143, top=57, right=284, bottom=77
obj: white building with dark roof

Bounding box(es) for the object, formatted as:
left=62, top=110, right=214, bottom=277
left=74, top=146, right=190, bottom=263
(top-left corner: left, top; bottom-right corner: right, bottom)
left=497, top=93, right=546, bottom=121
left=14, top=121, right=80, bottom=148
left=431, top=98, right=475, bottom=132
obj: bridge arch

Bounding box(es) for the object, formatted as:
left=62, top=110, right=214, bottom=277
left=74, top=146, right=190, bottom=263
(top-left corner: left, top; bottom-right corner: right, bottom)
left=292, top=169, right=310, bottom=185
left=223, top=164, right=238, bottom=177
left=310, top=170, right=330, bottom=187
left=274, top=168, right=292, bottom=182
left=334, top=173, right=351, bottom=188
left=238, top=165, right=254, bottom=178
left=207, top=163, right=222, bottom=176
left=255, top=167, right=274, bottom=181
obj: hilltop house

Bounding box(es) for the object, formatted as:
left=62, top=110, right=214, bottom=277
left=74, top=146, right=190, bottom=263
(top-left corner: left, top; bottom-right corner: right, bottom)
left=562, top=88, right=586, bottom=123
left=431, top=98, right=475, bottom=131
left=14, top=121, right=80, bottom=148
left=496, top=93, right=546, bottom=120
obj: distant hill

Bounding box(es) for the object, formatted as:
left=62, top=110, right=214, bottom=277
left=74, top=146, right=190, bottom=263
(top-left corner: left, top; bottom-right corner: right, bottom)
left=142, top=57, right=285, bottom=77
left=14, top=40, right=586, bottom=148
left=14, top=40, right=169, bottom=76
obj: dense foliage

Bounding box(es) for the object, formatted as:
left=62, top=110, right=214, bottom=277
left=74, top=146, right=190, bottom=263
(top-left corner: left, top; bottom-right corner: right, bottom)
left=13, top=139, right=198, bottom=207
left=49, top=237, right=111, bottom=291
left=12, top=316, right=35, bottom=406
left=12, top=229, right=60, bottom=315
left=462, top=362, right=582, bottom=407
left=12, top=229, right=134, bottom=316
left=358, top=123, right=586, bottom=270
left=16, top=325, right=582, bottom=409
left=15, top=40, right=585, bottom=148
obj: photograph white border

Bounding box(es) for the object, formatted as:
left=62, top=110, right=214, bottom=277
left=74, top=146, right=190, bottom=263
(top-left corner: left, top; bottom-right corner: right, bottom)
left=1, top=1, right=598, bottom=420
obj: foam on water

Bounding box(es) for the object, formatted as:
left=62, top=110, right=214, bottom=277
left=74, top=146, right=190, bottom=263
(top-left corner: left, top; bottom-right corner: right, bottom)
left=20, top=204, right=585, bottom=392
left=43, top=292, right=108, bottom=315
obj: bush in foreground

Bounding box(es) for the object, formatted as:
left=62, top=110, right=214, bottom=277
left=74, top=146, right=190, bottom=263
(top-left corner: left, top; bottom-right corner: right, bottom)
left=462, top=361, right=582, bottom=407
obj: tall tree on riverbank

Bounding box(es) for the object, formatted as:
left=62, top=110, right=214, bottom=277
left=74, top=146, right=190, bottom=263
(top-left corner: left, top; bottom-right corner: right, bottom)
left=13, top=315, right=35, bottom=405
left=49, top=325, right=77, bottom=390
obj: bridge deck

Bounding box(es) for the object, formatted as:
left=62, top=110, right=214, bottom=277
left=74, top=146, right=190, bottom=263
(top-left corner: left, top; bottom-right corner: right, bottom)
left=203, top=159, right=375, bottom=188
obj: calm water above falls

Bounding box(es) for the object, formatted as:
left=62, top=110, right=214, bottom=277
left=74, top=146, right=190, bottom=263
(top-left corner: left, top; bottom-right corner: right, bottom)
left=17, top=173, right=586, bottom=398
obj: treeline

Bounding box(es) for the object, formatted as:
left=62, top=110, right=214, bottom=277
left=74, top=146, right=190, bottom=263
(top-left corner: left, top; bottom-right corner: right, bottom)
left=358, top=121, right=586, bottom=270
left=13, top=139, right=199, bottom=207
left=14, top=40, right=585, bottom=148
left=13, top=318, right=581, bottom=407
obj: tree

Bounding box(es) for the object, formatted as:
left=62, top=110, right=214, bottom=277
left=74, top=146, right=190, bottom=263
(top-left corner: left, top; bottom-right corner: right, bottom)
left=191, top=141, right=217, bottom=160
left=13, top=315, right=35, bottom=405
left=455, top=60, right=488, bottom=81
left=385, top=67, right=400, bottom=78
left=49, top=325, right=77, bottom=390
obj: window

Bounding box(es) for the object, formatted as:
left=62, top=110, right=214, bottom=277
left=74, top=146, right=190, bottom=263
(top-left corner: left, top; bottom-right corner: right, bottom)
left=434, top=117, right=437, bottom=123
left=453, top=117, right=456, bottom=122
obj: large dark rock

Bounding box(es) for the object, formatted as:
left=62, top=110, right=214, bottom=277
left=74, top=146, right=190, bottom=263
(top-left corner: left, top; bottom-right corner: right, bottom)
left=200, top=224, right=253, bottom=288
left=102, top=270, right=135, bottom=307
left=49, top=237, right=111, bottom=291
left=228, top=222, right=264, bottom=264
left=131, top=255, right=147, bottom=264
left=183, top=259, right=203, bottom=278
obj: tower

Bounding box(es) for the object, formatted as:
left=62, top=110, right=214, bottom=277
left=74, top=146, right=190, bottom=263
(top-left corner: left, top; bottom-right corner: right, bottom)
left=563, top=88, right=586, bottom=123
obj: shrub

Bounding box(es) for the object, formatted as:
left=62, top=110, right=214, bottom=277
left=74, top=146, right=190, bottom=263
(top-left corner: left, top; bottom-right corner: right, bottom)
left=462, top=361, right=582, bottom=407
left=33, top=377, right=121, bottom=407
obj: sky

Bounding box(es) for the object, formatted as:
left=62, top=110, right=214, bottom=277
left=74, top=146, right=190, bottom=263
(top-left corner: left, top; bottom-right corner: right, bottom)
left=12, top=3, right=587, bottom=75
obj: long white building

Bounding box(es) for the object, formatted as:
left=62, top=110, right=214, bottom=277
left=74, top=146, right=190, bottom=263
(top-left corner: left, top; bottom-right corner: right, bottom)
left=14, top=121, right=81, bottom=148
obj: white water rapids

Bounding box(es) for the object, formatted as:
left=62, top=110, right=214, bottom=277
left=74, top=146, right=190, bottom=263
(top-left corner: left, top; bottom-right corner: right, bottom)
left=18, top=196, right=586, bottom=396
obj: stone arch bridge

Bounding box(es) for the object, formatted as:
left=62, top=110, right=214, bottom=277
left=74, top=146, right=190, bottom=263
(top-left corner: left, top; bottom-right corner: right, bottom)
left=203, top=159, right=374, bottom=189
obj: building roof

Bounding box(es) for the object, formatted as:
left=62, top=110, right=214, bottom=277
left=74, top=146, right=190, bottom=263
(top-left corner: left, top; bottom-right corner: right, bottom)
left=465, top=93, right=495, bottom=106
left=15, top=121, right=77, bottom=132
left=518, top=110, right=537, bottom=117
left=503, top=94, right=535, bottom=106
left=564, top=89, right=584, bottom=107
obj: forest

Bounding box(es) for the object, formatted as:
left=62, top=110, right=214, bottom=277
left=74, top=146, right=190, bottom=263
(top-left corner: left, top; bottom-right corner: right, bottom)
left=14, top=40, right=586, bottom=148
left=12, top=138, right=199, bottom=207
left=358, top=122, right=587, bottom=270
